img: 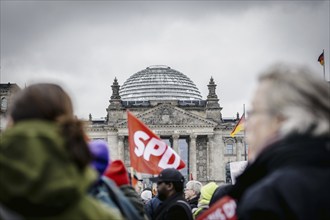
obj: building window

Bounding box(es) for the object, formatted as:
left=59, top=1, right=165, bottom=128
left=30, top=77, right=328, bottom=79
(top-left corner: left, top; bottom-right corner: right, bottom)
left=225, top=162, right=232, bottom=183
left=161, top=137, right=172, bottom=147
left=1, top=97, right=7, bottom=111
left=161, top=136, right=189, bottom=182
left=225, top=143, right=234, bottom=155
left=178, top=138, right=189, bottom=182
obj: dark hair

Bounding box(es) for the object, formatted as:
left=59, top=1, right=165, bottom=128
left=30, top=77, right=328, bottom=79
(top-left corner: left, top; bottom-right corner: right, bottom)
left=9, top=83, right=92, bottom=170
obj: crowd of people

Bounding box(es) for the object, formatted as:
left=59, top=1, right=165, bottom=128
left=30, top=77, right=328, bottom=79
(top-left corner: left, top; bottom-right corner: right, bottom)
left=0, top=63, right=329, bottom=220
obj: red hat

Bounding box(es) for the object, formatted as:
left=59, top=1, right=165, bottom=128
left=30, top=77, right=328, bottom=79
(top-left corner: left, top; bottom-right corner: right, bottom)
left=104, top=160, right=129, bottom=186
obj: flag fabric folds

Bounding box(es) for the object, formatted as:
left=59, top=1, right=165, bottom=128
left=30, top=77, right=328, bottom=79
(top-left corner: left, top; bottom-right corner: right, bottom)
left=127, top=110, right=186, bottom=175
left=230, top=113, right=245, bottom=137
left=318, top=52, right=324, bottom=66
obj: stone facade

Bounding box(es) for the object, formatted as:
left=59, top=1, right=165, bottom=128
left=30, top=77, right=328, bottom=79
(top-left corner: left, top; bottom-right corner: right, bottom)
left=85, top=66, right=246, bottom=185
left=0, top=83, right=20, bottom=133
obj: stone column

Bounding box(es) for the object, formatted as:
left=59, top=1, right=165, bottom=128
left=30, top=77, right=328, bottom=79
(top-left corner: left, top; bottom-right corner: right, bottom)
left=172, top=134, right=180, bottom=155
left=189, top=134, right=197, bottom=180
left=214, top=130, right=225, bottom=183
left=207, top=134, right=214, bottom=181
left=107, top=130, right=118, bottom=160
left=118, top=135, right=125, bottom=161
left=235, top=138, right=240, bottom=161
left=242, top=138, right=248, bottom=161
left=236, top=138, right=243, bottom=161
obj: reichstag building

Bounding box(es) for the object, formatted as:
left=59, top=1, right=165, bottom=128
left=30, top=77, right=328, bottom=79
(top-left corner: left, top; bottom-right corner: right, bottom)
left=85, top=65, right=245, bottom=184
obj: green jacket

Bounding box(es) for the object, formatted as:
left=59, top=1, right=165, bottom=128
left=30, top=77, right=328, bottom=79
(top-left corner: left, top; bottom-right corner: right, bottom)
left=0, top=120, right=123, bottom=220
left=119, top=185, right=148, bottom=220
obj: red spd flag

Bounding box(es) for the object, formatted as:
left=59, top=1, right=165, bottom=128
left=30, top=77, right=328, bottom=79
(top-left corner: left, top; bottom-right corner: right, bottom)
left=196, top=196, right=237, bottom=220
left=127, top=111, right=185, bottom=174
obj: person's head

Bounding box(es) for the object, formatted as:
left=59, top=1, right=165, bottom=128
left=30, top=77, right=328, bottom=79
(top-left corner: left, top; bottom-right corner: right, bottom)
left=9, top=83, right=73, bottom=123
left=88, top=140, right=110, bottom=176
left=152, top=183, right=158, bottom=196
left=128, top=172, right=140, bottom=186
left=184, top=180, right=202, bottom=200
left=8, top=83, right=92, bottom=169
left=135, top=181, right=143, bottom=194
left=247, top=64, right=330, bottom=161
left=141, top=190, right=152, bottom=204
left=156, top=168, right=185, bottom=201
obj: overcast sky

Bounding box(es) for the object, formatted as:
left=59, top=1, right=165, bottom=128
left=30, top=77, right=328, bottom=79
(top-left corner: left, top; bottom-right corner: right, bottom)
left=1, top=1, right=329, bottom=120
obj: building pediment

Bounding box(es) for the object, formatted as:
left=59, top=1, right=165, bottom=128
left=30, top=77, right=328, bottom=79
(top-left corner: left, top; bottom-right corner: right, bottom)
left=117, top=103, right=218, bottom=128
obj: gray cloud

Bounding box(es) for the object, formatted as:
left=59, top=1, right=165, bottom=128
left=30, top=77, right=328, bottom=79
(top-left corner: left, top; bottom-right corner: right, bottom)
left=1, top=1, right=329, bottom=119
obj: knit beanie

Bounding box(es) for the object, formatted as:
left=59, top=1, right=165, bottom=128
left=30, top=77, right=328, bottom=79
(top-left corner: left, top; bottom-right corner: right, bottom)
left=104, top=160, right=130, bottom=186
left=88, top=140, right=110, bottom=176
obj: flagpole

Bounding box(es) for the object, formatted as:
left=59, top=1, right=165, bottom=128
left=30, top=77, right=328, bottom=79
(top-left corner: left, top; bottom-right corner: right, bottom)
left=130, top=167, right=135, bottom=186
left=243, top=104, right=247, bottom=161
left=322, top=49, right=326, bottom=81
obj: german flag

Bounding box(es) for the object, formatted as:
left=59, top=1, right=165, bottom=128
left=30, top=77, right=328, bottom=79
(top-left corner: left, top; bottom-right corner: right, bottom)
left=318, top=52, right=324, bottom=66
left=230, top=113, right=245, bottom=137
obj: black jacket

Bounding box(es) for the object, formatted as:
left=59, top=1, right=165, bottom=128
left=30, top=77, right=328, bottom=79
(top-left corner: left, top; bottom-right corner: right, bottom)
left=229, top=135, right=330, bottom=220
left=187, top=193, right=199, bottom=210
left=154, top=193, right=193, bottom=220
left=145, top=196, right=162, bottom=220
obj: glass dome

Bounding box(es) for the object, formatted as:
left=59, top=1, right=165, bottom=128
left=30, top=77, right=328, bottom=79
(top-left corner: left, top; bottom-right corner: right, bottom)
left=120, top=65, right=202, bottom=101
